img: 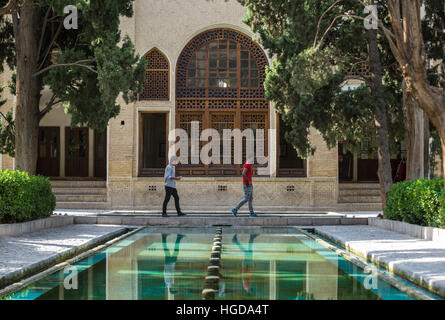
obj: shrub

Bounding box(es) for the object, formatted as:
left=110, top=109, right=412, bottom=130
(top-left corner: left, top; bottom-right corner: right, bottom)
left=385, top=178, right=445, bottom=228
left=0, top=170, right=56, bottom=224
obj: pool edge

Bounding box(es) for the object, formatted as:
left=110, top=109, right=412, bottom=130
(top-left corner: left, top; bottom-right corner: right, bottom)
left=298, top=228, right=435, bottom=300
left=0, top=226, right=144, bottom=299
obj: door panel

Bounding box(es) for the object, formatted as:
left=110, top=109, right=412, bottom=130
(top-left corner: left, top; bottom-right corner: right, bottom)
left=65, top=127, right=89, bottom=177
left=94, top=130, right=107, bottom=178
left=37, top=127, right=60, bottom=177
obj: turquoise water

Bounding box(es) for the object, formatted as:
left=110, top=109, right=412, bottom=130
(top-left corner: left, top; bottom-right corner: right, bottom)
left=4, top=227, right=416, bottom=300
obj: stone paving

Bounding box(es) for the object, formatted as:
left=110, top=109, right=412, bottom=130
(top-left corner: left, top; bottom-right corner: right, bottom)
left=53, top=209, right=381, bottom=218
left=314, top=225, right=445, bottom=298
left=0, top=224, right=126, bottom=285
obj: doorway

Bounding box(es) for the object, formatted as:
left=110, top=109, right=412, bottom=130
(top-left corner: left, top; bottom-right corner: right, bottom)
left=94, top=130, right=107, bottom=179
left=139, top=112, right=168, bottom=176
left=37, top=127, right=60, bottom=177
left=65, top=127, right=89, bottom=177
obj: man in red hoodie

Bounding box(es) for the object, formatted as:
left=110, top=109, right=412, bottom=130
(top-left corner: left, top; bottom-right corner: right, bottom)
left=231, top=154, right=257, bottom=217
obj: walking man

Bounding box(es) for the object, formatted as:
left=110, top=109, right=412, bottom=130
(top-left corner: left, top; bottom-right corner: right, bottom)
left=162, top=156, right=186, bottom=217
left=231, top=154, right=257, bottom=217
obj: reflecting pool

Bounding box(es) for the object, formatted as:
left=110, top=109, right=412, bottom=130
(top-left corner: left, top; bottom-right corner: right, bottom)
left=5, top=227, right=415, bottom=300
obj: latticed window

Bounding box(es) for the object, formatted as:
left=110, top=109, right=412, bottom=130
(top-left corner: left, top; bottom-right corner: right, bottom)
left=140, top=48, right=169, bottom=101
left=186, top=39, right=259, bottom=88
left=176, top=28, right=270, bottom=176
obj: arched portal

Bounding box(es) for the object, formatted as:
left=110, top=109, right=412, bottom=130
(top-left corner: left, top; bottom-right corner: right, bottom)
left=176, top=28, right=270, bottom=176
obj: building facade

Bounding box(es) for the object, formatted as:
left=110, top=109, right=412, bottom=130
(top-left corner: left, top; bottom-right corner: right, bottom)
left=1, top=0, right=389, bottom=212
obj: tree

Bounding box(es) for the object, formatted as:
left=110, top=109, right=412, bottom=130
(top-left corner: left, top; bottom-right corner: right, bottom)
left=0, top=86, right=15, bottom=156
left=376, top=0, right=445, bottom=183
left=239, top=0, right=404, bottom=206
left=0, top=0, right=146, bottom=174
left=400, top=0, right=444, bottom=181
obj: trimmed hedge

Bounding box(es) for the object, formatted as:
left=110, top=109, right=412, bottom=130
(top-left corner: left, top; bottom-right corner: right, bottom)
left=0, top=170, right=56, bottom=224
left=385, top=178, right=445, bottom=228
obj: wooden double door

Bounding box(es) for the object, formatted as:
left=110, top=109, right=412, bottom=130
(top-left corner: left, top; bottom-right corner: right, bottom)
left=37, top=127, right=60, bottom=177
left=37, top=127, right=106, bottom=178
left=65, top=128, right=107, bottom=178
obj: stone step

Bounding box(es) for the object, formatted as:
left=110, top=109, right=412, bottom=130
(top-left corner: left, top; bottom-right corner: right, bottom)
left=55, top=201, right=109, bottom=210
left=52, top=187, right=107, bottom=195
left=55, top=194, right=107, bottom=202
left=339, top=183, right=380, bottom=190
left=336, top=202, right=383, bottom=211
left=339, top=189, right=381, bottom=196
left=339, top=195, right=382, bottom=203
left=50, top=180, right=106, bottom=188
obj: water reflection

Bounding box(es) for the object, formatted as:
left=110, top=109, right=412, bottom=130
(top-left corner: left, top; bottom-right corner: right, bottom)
left=161, top=233, right=185, bottom=297
left=6, top=227, right=413, bottom=300
left=220, top=232, right=385, bottom=300
left=231, top=234, right=258, bottom=295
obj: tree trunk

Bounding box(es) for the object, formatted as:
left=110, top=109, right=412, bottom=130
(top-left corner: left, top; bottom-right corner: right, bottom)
left=403, top=81, right=425, bottom=180
left=424, top=115, right=430, bottom=178
left=366, top=27, right=393, bottom=208
left=12, top=1, right=42, bottom=174
left=384, top=0, right=445, bottom=188
left=442, top=138, right=445, bottom=180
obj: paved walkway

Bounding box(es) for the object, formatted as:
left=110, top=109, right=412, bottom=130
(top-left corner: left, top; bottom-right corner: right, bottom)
left=54, top=209, right=381, bottom=218
left=314, top=225, right=445, bottom=298
left=0, top=224, right=126, bottom=286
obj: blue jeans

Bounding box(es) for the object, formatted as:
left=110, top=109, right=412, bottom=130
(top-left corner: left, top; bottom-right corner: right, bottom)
left=234, top=184, right=254, bottom=214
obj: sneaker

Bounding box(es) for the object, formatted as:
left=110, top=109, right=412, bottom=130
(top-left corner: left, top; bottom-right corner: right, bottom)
left=249, top=212, right=258, bottom=218
left=231, top=209, right=238, bottom=217
left=162, top=213, right=168, bottom=217
left=178, top=212, right=186, bottom=217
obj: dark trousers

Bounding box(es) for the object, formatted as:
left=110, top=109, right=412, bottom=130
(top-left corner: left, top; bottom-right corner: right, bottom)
left=162, top=186, right=182, bottom=214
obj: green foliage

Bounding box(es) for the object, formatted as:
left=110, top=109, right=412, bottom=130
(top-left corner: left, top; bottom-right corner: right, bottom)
left=423, top=0, right=445, bottom=88
left=240, top=0, right=404, bottom=158
left=0, top=170, right=56, bottom=224
left=0, top=109, right=15, bottom=157
left=40, top=0, right=146, bottom=132
left=0, top=0, right=146, bottom=155
left=0, top=0, right=15, bottom=72
left=385, top=178, right=445, bottom=228
left=0, top=86, right=14, bottom=156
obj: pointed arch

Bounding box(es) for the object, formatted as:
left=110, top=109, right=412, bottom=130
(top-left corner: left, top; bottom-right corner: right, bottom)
left=140, top=48, right=169, bottom=101
left=175, top=28, right=270, bottom=176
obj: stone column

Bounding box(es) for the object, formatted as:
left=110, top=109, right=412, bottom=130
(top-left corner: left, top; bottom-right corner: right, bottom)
left=308, top=127, right=338, bottom=206
left=108, top=14, right=137, bottom=208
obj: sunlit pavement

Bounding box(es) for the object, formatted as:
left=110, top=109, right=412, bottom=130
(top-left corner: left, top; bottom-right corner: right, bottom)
left=53, top=209, right=381, bottom=218
left=315, top=225, right=445, bottom=299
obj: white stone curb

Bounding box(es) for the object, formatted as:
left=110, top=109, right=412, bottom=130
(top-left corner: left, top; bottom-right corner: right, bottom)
left=368, top=218, right=445, bottom=242
left=0, top=216, right=74, bottom=237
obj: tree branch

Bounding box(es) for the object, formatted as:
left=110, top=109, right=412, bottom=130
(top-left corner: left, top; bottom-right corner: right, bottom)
left=33, top=59, right=97, bottom=77
left=37, top=21, right=63, bottom=71
left=0, top=111, right=14, bottom=127
left=314, top=0, right=344, bottom=47
left=39, top=94, right=63, bottom=120
left=0, top=0, right=17, bottom=16
left=37, top=7, right=52, bottom=62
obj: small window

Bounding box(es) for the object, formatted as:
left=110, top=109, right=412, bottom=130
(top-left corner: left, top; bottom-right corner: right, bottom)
left=140, top=48, right=169, bottom=101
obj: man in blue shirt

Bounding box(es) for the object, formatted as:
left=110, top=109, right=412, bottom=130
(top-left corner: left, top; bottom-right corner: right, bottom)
left=163, top=156, right=186, bottom=217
